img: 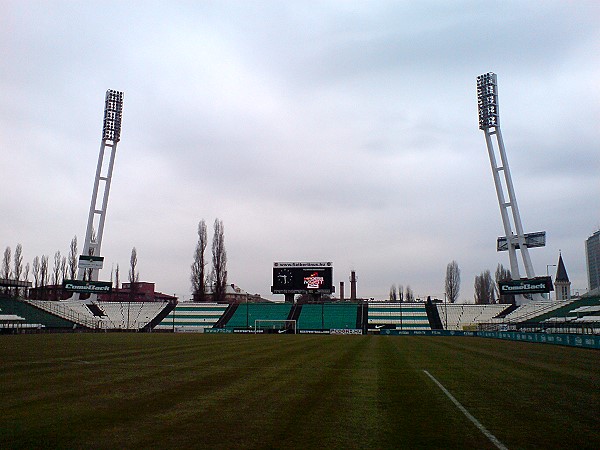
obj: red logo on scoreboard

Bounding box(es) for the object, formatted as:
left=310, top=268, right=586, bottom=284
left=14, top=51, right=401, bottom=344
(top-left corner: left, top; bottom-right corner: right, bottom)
left=304, top=272, right=324, bottom=289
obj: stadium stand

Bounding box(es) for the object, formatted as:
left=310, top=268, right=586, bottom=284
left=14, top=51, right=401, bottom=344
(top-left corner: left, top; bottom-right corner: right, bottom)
left=224, top=303, right=292, bottom=329
left=367, top=302, right=431, bottom=331
left=0, top=313, right=28, bottom=331
left=297, top=303, right=359, bottom=330
left=25, top=299, right=101, bottom=328
left=436, top=304, right=510, bottom=331
left=288, top=303, right=302, bottom=324
left=0, top=297, right=75, bottom=330
left=98, top=301, right=169, bottom=329
left=25, top=299, right=170, bottom=330
left=513, top=296, right=600, bottom=334
left=296, top=304, right=323, bottom=330
left=525, top=297, right=599, bottom=323
left=155, top=303, right=227, bottom=332
left=475, top=295, right=600, bottom=334
left=423, top=299, right=443, bottom=329
left=495, top=299, right=574, bottom=323
left=214, top=304, right=237, bottom=328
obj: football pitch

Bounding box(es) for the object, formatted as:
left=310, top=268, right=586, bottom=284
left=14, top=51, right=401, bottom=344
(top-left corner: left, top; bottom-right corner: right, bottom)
left=1, top=334, right=598, bottom=449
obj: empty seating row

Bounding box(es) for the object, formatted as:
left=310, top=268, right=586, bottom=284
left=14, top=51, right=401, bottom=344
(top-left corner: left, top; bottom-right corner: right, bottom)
left=25, top=299, right=168, bottom=330
left=368, top=302, right=431, bottom=331
left=0, top=297, right=75, bottom=328
left=98, top=301, right=168, bottom=329
left=499, top=300, right=573, bottom=323
left=225, top=303, right=292, bottom=329
left=437, top=304, right=509, bottom=330
left=156, top=303, right=228, bottom=331
left=297, top=303, right=358, bottom=330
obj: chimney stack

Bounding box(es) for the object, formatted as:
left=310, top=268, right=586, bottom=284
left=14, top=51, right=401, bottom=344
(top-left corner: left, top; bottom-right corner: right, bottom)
left=350, top=270, right=357, bottom=301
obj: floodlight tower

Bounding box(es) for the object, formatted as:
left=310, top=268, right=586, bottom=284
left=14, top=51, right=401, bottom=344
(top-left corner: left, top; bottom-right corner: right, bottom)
left=477, top=73, right=544, bottom=301
left=77, top=90, right=124, bottom=282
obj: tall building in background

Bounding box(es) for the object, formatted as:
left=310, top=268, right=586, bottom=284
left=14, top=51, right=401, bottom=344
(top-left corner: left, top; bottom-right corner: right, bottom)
left=586, top=230, right=600, bottom=292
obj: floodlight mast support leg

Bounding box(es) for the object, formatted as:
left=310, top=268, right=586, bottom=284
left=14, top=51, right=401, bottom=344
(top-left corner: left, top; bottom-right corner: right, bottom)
left=494, top=128, right=535, bottom=278
left=485, top=129, right=521, bottom=280
left=77, top=90, right=124, bottom=289
left=77, top=141, right=117, bottom=282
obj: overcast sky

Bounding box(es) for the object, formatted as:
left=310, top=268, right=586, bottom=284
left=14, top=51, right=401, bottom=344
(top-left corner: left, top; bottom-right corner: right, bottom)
left=1, top=1, right=598, bottom=302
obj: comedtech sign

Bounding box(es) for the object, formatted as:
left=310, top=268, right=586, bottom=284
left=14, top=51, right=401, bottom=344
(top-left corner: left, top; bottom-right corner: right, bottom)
left=498, top=276, right=553, bottom=295
left=63, top=279, right=112, bottom=293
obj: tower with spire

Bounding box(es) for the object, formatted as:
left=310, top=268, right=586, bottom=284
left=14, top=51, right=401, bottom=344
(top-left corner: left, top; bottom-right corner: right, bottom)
left=554, top=253, right=571, bottom=301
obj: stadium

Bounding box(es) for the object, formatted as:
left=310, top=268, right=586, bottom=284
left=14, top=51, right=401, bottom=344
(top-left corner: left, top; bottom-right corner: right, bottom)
left=1, top=68, right=598, bottom=447
left=2, top=290, right=600, bottom=339
left=1, top=292, right=600, bottom=449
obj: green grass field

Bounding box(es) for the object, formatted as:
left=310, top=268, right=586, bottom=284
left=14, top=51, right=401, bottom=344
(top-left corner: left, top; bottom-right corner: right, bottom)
left=1, top=334, right=599, bottom=449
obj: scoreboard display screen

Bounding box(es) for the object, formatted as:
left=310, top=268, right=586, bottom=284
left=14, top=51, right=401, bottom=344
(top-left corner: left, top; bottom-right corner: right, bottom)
left=271, top=262, right=333, bottom=294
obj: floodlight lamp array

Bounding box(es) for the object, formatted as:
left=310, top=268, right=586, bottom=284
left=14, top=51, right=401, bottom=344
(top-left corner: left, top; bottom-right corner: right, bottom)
left=477, top=72, right=499, bottom=130
left=102, top=89, right=124, bottom=142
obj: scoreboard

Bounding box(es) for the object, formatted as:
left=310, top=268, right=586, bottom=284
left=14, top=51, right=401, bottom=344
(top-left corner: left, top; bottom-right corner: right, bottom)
left=271, top=262, right=334, bottom=295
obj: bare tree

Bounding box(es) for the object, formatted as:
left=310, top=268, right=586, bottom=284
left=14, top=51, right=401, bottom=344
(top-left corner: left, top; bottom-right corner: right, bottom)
left=13, top=244, right=23, bottom=296
left=495, top=263, right=514, bottom=304
left=52, top=251, right=62, bottom=285
left=405, top=285, right=414, bottom=302
left=32, top=256, right=40, bottom=288
left=2, top=246, right=11, bottom=295
left=115, top=264, right=120, bottom=290
left=445, top=260, right=461, bottom=303
left=61, top=256, right=67, bottom=283
left=23, top=262, right=30, bottom=297
left=389, top=285, right=397, bottom=302
left=13, top=244, right=23, bottom=281
left=2, top=246, right=11, bottom=279
left=474, top=270, right=495, bottom=304
left=398, top=284, right=404, bottom=302
left=40, top=255, right=49, bottom=288
left=68, top=236, right=78, bottom=280
left=24, top=263, right=30, bottom=284
left=211, top=219, right=227, bottom=303
left=129, top=247, right=139, bottom=300
left=129, top=247, right=139, bottom=284
left=191, top=219, right=208, bottom=302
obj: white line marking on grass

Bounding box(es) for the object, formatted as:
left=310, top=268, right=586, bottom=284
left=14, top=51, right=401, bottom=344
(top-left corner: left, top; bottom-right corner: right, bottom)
left=423, top=370, right=508, bottom=450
